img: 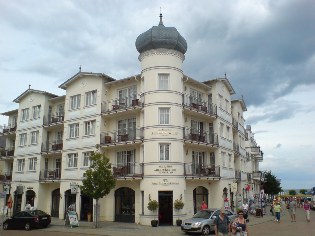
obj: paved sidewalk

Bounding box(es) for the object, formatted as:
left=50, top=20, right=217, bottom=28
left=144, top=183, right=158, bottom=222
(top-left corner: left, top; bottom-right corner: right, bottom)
left=42, top=209, right=275, bottom=236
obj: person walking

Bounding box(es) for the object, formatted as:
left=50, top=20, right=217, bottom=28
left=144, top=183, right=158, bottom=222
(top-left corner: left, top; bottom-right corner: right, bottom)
left=242, top=200, right=249, bottom=222
left=214, top=208, right=230, bottom=236
left=289, top=197, right=297, bottom=222
left=274, top=201, right=282, bottom=223
left=231, top=210, right=249, bottom=236
left=200, top=200, right=208, bottom=210
left=303, top=200, right=311, bottom=222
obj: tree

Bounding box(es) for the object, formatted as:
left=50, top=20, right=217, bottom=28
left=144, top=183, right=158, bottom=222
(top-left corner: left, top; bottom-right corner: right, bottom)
left=80, top=152, right=116, bottom=228
left=289, top=189, right=297, bottom=195
left=299, top=189, right=307, bottom=195
left=262, top=171, right=282, bottom=196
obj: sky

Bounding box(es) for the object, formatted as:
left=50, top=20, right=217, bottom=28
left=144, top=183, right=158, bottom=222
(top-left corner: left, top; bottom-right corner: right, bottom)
left=0, top=0, right=314, bottom=190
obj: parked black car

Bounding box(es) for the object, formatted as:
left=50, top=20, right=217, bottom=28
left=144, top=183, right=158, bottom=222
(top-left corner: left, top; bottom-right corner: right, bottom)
left=3, top=210, right=51, bottom=230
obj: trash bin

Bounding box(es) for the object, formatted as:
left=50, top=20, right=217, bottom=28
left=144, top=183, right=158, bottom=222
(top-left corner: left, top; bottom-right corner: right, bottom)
left=255, top=208, right=262, bottom=217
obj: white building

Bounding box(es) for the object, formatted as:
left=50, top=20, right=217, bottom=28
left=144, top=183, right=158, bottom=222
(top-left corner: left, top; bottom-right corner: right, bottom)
left=0, top=15, right=264, bottom=225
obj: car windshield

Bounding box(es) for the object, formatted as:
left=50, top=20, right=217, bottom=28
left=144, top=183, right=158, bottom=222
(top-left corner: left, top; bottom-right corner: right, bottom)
left=193, top=210, right=213, bottom=219
left=29, top=210, right=47, bottom=216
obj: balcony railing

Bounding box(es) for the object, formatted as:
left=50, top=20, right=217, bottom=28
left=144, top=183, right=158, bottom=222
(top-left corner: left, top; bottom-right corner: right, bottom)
left=100, top=128, right=144, bottom=145
left=39, top=168, right=61, bottom=181
left=41, top=141, right=63, bottom=153
left=0, top=147, right=15, bottom=157
left=43, top=114, right=64, bottom=126
left=182, top=94, right=217, bottom=117
left=101, top=97, right=143, bottom=113
left=0, top=172, right=12, bottom=182
left=2, top=124, right=17, bottom=134
left=112, top=163, right=143, bottom=178
left=184, top=163, right=220, bottom=178
left=183, top=128, right=218, bottom=145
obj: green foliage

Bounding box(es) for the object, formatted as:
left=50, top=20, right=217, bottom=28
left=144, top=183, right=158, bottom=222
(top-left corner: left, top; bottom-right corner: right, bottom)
left=147, top=200, right=159, bottom=212
left=289, top=189, right=297, bottom=195
left=174, top=199, right=184, bottom=210
left=299, top=189, right=307, bottom=194
left=262, top=171, right=282, bottom=195
left=80, top=152, right=116, bottom=200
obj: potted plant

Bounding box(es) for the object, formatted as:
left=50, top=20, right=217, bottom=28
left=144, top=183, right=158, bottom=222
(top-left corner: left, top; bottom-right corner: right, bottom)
left=147, top=199, right=159, bottom=227
left=174, top=199, right=184, bottom=226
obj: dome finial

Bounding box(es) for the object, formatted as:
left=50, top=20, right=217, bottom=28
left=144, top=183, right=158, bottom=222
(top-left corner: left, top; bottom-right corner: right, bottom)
left=159, top=7, right=163, bottom=26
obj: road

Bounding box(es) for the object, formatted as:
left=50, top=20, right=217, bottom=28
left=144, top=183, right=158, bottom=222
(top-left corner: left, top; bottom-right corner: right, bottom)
left=0, top=207, right=314, bottom=236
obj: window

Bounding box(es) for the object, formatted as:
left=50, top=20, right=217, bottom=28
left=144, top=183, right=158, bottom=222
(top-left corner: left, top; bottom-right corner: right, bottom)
left=159, top=108, right=170, bottom=125
left=19, top=133, right=27, bottom=146
left=221, top=152, right=226, bottom=167
left=32, top=105, right=41, bottom=119
left=158, top=73, right=169, bottom=90
left=67, top=153, right=78, bottom=168
left=118, top=86, right=137, bottom=106
left=85, top=90, right=97, bottom=106
left=29, top=157, right=37, bottom=171
left=190, top=89, right=202, bottom=105
left=226, top=126, right=230, bottom=139
left=83, top=152, right=92, bottom=167
left=84, top=120, right=96, bottom=136
left=159, top=144, right=170, bottom=161
left=220, top=123, right=224, bottom=137
left=117, top=150, right=135, bottom=174
left=70, top=94, right=81, bottom=110
left=225, top=99, right=229, bottom=112
left=56, top=131, right=63, bottom=143
left=69, top=123, right=79, bottom=138
left=17, top=159, right=25, bottom=172
left=21, top=108, right=29, bottom=121
left=117, top=118, right=136, bottom=139
left=228, top=154, right=232, bottom=168
left=219, top=95, right=223, bottom=108
left=31, top=131, right=38, bottom=144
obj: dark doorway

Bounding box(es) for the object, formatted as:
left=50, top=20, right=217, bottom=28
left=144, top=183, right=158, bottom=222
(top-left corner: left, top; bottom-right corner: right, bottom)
left=64, top=189, right=76, bottom=218
left=25, top=190, right=35, bottom=207
left=13, top=192, right=22, bottom=215
left=51, top=188, right=60, bottom=217
left=193, top=186, right=208, bottom=213
left=158, top=191, right=173, bottom=226
left=80, top=194, right=93, bottom=221
left=115, top=187, right=135, bottom=223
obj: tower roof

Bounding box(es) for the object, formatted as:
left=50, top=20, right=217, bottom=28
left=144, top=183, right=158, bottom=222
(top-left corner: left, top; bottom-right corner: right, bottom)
left=135, top=14, right=187, bottom=54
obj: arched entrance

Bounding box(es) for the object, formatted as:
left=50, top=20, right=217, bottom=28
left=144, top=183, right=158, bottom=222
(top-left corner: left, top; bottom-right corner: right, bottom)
left=193, top=186, right=209, bottom=213
left=80, top=194, right=93, bottom=221
left=51, top=188, right=60, bottom=217
left=115, top=187, right=135, bottom=223
left=64, top=189, right=76, bottom=217
left=13, top=186, right=23, bottom=215
left=25, top=190, right=35, bottom=207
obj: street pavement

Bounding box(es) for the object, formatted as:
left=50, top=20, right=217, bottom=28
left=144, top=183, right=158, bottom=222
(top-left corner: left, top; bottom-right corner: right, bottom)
left=2, top=206, right=314, bottom=236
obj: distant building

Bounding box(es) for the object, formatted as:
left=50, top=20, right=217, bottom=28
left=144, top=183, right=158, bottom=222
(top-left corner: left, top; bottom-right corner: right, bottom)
left=0, top=15, right=264, bottom=225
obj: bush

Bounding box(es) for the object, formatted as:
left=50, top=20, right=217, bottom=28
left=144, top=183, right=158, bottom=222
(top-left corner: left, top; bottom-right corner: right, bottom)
left=174, top=199, right=184, bottom=210
left=147, top=200, right=159, bottom=211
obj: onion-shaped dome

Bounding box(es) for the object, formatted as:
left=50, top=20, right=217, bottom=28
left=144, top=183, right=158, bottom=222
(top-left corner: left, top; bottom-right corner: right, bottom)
left=135, top=14, right=187, bottom=54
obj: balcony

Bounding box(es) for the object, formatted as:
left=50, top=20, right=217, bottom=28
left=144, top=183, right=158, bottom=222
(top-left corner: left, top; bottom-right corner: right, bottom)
left=1, top=124, right=17, bottom=135
left=101, top=97, right=143, bottom=115
left=183, top=128, right=219, bottom=146
left=41, top=141, right=63, bottom=153
left=184, top=163, right=220, bottom=179
left=0, top=147, right=15, bottom=157
left=233, top=143, right=240, bottom=154
left=100, top=128, right=144, bottom=146
left=182, top=95, right=217, bottom=118
left=0, top=172, right=12, bottom=182
left=39, top=168, right=61, bottom=181
left=43, top=114, right=64, bottom=126
left=112, top=163, right=143, bottom=179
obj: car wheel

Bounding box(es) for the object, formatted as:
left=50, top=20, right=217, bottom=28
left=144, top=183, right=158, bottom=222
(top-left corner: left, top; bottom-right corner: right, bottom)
left=25, top=222, right=31, bottom=231
left=3, top=222, right=9, bottom=230
left=202, top=225, right=210, bottom=235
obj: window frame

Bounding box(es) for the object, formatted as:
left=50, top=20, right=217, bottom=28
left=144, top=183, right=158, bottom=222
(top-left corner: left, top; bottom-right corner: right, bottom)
left=84, top=120, right=96, bottom=136
left=67, top=153, right=78, bottom=168
left=70, top=94, right=81, bottom=110
left=159, top=143, right=170, bottom=161
left=69, top=123, right=79, bottom=138
left=17, top=159, right=25, bottom=172
left=158, top=73, right=169, bottom=90
left=19, top=133, right=27, bottom=146
left=159, top=107, right=170, bottom=125
left=82, top=152, right=93, bottom=167
left=32, top=105, right=41, bottom=119
left=28, top=157, right=37, bottom=171
left=85, top=90, right=97, bottom=107
left=21, top=108, right=29, bottom=122
left=31, top=131, right=38, bottom=144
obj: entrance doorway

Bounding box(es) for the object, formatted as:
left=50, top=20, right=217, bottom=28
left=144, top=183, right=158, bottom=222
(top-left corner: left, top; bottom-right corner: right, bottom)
left=193, top=186, right=208, bottom=213
left=51, top=188, right=60, bottom=217
left=114, top=187, right=135, bottom=223
left=25, top=190, right=35, bottom=207
left=158, top=191, right=173, bottom=226
left=64, top=189, right=76, bottom=218
left=80, top=194, right=93, bottom=221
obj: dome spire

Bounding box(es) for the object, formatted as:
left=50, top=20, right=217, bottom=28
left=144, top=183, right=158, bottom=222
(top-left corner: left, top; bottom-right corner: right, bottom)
left=159, top=8, right=164, bottom=26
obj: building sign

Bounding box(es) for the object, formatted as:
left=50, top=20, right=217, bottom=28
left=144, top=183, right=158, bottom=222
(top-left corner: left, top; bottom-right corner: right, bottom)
left=70, top=182, right=78, bottom=194
left=152, top=179, right=179, bottom=186
left=154, top=165, right=176, bottom=175
left=152, top=128, right=178, bottom=136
